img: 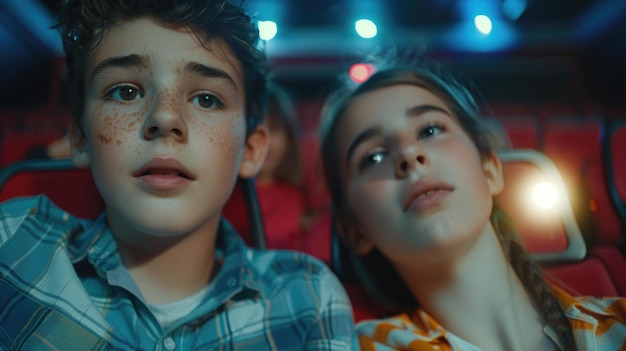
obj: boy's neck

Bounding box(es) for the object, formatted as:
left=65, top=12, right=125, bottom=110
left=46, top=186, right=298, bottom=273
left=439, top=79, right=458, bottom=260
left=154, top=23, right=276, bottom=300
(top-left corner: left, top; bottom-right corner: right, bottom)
left=398, top=228, right=555, bottom=351
left=115, top=222, right=220, bottom=305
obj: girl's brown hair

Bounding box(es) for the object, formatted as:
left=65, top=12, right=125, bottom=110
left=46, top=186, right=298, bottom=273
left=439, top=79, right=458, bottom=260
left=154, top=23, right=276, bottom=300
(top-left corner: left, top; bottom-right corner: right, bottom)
left=264, top=83, right=302, bottom=186
left=319, top=63, right=577, bottom=350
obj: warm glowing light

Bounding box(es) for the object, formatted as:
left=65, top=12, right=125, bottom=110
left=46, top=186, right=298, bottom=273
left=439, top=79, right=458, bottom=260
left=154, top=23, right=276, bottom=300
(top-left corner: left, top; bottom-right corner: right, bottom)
left=258, top=20, right=277, bottom=41
left=349, top=63, right=376, bottom=83
left=474, top=15, right=493, bottom=35
left=355, top=19, right=377, bottom=39
left=531, top=181, right=558, bottom=208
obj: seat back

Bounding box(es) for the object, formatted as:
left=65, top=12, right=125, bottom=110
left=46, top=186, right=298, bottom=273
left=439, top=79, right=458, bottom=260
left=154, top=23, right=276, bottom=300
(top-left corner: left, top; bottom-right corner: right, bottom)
left=0, top=130, right=65, bottom=167
left=0, top=159, right=266, bottom=248
left=494, top=149, right=586, bottom=262
left=602, top=119, right=626, bottom=243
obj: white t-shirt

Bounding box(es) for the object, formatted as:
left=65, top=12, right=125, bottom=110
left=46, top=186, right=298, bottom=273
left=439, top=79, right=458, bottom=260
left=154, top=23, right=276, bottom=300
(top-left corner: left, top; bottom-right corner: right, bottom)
left=147, top=284, right=212, bottom=330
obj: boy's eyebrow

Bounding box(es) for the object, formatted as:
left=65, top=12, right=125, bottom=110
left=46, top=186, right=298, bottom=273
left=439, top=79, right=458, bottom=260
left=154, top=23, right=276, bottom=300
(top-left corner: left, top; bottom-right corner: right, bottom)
left=345, top=104, right=450, bottom=165
left=184, top=62, right=238, bottom=91
left=89, top=54, right=147, bottom=81
left=88, top=56, right=237, bottom=91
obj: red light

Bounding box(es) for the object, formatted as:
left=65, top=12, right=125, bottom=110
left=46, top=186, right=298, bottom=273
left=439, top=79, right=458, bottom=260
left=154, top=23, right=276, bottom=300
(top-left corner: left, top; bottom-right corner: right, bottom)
left=349, top=63, right=376, bottom=83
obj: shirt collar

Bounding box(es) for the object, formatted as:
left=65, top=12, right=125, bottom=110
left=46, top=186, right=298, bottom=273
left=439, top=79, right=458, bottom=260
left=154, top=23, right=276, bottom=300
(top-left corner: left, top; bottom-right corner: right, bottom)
left=553, top=285, right=615, bottom=319
left=70, top=214, right=262, bottom=301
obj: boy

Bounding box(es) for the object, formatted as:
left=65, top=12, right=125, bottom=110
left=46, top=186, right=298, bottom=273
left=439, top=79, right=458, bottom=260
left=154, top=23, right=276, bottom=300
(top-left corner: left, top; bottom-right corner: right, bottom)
left=0, top=1, right=355, bottom=350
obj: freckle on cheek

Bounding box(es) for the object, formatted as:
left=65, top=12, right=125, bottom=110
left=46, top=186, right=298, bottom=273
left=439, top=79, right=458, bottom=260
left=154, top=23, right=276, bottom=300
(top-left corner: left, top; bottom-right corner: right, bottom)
left=97, top=133, right=112, bottom=144
left=215, top=123, right=240, bottom=160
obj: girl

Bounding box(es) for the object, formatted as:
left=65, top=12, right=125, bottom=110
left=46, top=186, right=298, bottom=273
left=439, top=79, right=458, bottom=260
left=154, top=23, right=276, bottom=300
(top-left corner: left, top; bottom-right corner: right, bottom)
left=319, top=62, right=626, bottom=350
left=255, top=83, right=308, bottom=250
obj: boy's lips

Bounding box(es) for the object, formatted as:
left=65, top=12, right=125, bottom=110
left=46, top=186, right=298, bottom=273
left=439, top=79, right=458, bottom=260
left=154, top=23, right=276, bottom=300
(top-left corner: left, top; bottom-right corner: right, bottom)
left=133, top=157, right=196, bottom=180
left=403, top=179, right=454, bottom=212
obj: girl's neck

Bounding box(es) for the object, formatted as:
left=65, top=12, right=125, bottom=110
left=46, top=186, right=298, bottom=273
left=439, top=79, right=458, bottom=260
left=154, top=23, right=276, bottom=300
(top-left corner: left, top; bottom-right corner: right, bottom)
left=398, top=228, right=555, bottom=351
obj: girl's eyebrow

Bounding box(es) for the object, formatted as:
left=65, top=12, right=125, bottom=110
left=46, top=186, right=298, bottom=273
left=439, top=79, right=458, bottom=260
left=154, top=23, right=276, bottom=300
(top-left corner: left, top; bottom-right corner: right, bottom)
left=89, top=54, right=147, bottom=81
left=406, top=104, right=450, bottom=117
left=346, top=127, right=381, bottom=166
left=345, top=104, right=450, bottom=166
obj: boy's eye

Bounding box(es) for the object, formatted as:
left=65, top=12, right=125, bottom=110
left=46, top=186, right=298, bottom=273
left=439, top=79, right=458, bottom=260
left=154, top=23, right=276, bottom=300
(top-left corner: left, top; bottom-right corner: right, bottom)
left=105, top=85, right=143, bottom=101
left=359, top=150, right=386, bottom=170
left=418, top=124, right=445, bottom=139
left=191, top=93, right=223, bottom=109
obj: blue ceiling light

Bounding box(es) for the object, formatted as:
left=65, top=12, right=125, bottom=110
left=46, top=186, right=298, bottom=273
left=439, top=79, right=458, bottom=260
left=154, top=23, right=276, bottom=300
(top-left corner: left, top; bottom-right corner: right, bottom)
left=444, top=0, right=517, bottom=52
left=355, top=18, right=377, bottom=39
left=258, top=20, right=278, bottom=41
left=474, top=15, right=493, bottom=35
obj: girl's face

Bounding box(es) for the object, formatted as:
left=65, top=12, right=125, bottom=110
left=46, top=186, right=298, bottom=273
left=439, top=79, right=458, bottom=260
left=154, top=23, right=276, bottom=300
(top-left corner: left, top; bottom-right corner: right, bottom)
left=337, top=84, right=502, bottom=266
left=259, top=114, right=288, bottom=180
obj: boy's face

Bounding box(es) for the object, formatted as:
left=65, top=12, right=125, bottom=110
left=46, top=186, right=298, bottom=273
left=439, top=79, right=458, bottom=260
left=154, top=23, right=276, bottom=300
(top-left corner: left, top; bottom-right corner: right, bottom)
left=73, top=17, right=267, bottom=240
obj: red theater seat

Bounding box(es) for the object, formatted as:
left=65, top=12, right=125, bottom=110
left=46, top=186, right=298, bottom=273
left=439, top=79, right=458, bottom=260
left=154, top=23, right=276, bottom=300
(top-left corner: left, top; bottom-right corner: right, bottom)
left=0, top=159, right=104, bottom=219
left=542, top=118, right=603, bottom=236
left=498, top=115, right=541, bottom=149
left=0, top=159, right=266, bottom=248
left=0, top=130, right=65, bottom=167
left=584, top=160, right=622, bottom=246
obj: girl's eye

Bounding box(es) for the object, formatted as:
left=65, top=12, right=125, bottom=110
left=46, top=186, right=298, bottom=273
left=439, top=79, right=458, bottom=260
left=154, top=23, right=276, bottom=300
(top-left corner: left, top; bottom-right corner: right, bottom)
left=191, top=93, right=223, bottom=109
left=418, top=124, right=445, bottom=139
left=359, top=150, right=386, bottom=170
left=105, top=85, right=143, bottom=101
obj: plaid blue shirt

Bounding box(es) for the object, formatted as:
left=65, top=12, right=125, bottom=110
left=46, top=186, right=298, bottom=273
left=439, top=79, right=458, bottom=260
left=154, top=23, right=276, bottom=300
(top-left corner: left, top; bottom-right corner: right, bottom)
left=0, top=196, right=356, bottom=350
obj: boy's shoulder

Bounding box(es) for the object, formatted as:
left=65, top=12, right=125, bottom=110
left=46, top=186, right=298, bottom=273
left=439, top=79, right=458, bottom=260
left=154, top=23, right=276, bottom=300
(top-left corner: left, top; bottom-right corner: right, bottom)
left=0, top=195, right=89, bottom=246
left=0, top=195, right=59, bottom=242
left=1, top=194, right=71, bottom=218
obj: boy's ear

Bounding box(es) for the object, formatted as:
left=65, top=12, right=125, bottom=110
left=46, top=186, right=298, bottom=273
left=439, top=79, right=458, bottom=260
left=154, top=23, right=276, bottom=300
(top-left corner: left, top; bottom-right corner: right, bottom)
left=337, top=217, right=375, bottom=256
left=238, top=125, right=269, bottom=178
left=68, top=122, right=90, bottom=168
left=483, top=151, right=504, bottom=196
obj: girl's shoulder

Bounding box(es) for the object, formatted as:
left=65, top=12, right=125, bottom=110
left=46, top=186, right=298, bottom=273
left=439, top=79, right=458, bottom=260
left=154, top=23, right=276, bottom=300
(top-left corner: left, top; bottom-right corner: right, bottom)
left=356, top=310, right=446, bottom=342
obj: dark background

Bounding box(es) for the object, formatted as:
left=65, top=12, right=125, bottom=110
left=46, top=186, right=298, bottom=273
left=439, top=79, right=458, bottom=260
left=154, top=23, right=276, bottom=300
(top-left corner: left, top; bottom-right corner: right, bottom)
left=1, top=0, right=625, bottom=113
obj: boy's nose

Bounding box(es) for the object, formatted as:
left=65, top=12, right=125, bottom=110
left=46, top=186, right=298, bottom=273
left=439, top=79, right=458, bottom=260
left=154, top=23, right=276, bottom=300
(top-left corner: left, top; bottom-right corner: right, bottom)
left=395, top=135, right=430, bottom=177
left=143, top=97, right=188, bottom=142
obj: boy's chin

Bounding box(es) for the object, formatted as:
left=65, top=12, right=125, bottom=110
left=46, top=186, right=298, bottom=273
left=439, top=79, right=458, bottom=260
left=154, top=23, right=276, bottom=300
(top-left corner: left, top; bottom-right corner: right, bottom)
left=112, top=215, right=216, bottom=241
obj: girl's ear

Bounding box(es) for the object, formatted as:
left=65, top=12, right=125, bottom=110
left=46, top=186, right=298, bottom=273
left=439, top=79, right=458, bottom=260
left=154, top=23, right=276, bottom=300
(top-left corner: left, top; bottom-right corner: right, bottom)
left=68, top=122, right=90, bottom=168
left=483, top=151, right=504, bottom=195
left=238, top=125, right=270, bottom=178
left=337, top=217, right=375, bottom=255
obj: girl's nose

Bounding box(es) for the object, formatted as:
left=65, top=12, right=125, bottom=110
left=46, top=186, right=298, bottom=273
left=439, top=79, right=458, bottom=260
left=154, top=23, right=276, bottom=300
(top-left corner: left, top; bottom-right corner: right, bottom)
left=395, top=134, right=430, bottom=177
